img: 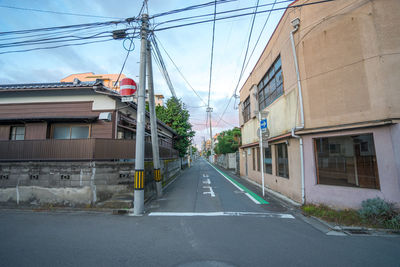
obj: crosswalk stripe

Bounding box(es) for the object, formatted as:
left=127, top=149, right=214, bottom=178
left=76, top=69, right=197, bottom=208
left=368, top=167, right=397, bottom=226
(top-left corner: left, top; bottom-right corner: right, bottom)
left=148, top=211, right=294, bottom=219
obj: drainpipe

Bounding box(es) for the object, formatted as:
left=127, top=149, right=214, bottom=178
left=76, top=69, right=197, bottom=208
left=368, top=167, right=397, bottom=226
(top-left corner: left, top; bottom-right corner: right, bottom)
left=290, top=18, right=305, bottom=205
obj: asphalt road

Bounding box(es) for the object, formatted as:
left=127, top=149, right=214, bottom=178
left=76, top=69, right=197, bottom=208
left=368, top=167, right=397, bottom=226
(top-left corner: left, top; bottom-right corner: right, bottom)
left=0, top=158, right=399, bottom=267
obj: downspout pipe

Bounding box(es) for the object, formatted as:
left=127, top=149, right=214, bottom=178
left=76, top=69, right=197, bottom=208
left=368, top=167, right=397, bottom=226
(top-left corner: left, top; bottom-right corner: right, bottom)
left=290, top=19, right=305, bottom=205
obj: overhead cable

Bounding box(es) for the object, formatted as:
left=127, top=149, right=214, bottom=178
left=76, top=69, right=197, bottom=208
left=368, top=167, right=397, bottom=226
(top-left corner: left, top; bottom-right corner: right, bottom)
left=207, top=0, right=217, bottom=108
left=153, top=0, right=336, bottom=31
left=154, top=35, right=207, bottom=106
left=217, top=0, right=260, bottom=126
left=0, top=4, right=124, bottom=19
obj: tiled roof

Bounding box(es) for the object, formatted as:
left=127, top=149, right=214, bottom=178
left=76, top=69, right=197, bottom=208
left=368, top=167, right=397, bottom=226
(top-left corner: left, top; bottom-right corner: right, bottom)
left=0, top=81, right=98, bottom=90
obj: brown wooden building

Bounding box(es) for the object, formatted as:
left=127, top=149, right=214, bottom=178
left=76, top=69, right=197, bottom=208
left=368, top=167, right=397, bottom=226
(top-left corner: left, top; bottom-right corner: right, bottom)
left=0, top=79, right=178, bottom=161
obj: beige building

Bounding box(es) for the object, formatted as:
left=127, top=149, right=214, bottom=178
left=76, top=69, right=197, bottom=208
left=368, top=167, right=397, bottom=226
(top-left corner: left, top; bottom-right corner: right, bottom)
left=62, top=73, right=165, bottom=106
left=239, top=0, right=400, bottom=208
left=61, top=73, right=126, bottom=91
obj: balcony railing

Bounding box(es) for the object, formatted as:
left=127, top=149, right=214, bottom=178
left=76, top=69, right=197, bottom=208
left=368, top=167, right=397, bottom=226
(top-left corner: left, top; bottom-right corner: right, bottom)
left=0, top=139, right=179, bottom=161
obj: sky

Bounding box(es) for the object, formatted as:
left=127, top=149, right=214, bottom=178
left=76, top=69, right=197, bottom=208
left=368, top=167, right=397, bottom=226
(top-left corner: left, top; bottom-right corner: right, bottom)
left=0, top=0, right=289, bottom=147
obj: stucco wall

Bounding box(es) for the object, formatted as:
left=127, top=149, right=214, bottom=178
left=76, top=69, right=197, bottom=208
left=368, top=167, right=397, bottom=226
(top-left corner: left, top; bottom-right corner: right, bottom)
left=303, top=125, right=400, bottom=209
left=298, top=0, right=400, bottom=128
left=239, top=139, right=302, bottom=203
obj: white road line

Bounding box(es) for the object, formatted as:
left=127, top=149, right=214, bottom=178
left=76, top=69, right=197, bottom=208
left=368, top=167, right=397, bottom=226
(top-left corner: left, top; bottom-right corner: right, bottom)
left=245, top=193, right=259, bottom=204
left=204, top=160, right=263, bottom=204
left=202, top=178, right=211, bottom=185
left=202, top=186, right=215, bottom=197
left=148, top=211, right=295, bottom=219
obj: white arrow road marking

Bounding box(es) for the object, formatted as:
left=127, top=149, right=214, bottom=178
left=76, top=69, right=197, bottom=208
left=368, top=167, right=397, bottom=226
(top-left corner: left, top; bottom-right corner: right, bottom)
left=203, top=186, right=215, bottom=197
left=202, top=178, right=211, bottom=185
left=148, top=212, right=295, bottom=219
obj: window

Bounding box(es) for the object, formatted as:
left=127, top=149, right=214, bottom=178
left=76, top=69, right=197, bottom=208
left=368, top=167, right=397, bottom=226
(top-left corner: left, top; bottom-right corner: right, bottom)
left=10, top=126, right=25, bottom=140
left=258, top=56, right=284, bottom=110
left=252, top=147, right=256, bottom=171
left=314, top=133, right=380, bottom=189
left=117, top=127, right=134, bottom=139
left=264, top=147, right=272, bottom=174
left=256, top=147, right=260, bottom=172
left=243, top=97, right=251, bottom=123
left=53, top=125, right=89, bottom=139
left=276, top=143, right=289, bottom=178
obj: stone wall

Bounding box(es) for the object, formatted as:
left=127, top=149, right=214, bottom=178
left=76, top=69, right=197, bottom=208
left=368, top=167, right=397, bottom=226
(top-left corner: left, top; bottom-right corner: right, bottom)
left=0, top=158, right=181, bottom=207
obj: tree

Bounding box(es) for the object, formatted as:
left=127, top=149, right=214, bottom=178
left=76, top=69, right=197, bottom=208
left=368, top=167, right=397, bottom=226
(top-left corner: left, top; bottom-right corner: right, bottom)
left=214, top=128, right=241, bottom=155
left=155, top=97, right=195, bottom=157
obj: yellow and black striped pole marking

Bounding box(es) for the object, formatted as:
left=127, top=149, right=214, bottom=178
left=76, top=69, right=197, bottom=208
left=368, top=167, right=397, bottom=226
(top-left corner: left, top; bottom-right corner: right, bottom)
left=134, top=170, right=145, bottom=190
left=154, top=169, right=161, bottom=182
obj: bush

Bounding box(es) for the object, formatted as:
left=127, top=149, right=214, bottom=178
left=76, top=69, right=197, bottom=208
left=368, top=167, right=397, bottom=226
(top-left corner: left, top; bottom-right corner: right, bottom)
left=384, top=214, right=400, bottom=230
left=359, top=197, right=398, bottom=227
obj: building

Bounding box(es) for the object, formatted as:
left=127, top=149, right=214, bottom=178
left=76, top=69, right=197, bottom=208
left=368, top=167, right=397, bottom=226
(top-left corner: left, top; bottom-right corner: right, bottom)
left=61, top=73, right=165, bottom=106
left=61, top=72, right=125, bottom=91
left=239, top=0, right=400, bottom=209
left=155, top=94, right=164, bottom=106
left=0, top=79, right=179, bottom=206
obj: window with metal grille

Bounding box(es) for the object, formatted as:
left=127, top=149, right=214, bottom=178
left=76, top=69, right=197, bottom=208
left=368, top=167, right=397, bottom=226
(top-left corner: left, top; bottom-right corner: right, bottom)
left=314, top=133, right=380, bottom=189
left=243, top=96, right=251, bottom=123
left=258, top=56, right=283, bottom=110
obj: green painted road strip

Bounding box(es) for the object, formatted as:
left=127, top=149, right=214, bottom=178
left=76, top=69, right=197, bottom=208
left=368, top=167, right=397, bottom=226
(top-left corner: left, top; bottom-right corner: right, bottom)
left=206, top=160, right=269, bottom=205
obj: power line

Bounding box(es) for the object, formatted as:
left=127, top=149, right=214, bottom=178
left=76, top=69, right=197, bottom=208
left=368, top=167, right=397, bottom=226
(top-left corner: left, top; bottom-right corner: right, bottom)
left=150, top=35, right=177, bottom=98
left=0, top=4, right=124, bottom=19
left=216, top=0, right=260, bottom=127
left=242, top=0, right=279, bottom=81
left=0, top=38, right=114, bottom=55
left=153, top=35, right=207, bottom=106
left=150, top=0, right=237, bottom=19
left=0, top=20, right=127, bottom=36
left=154, top=0, right=292, bottom=28
left=154, top=0, right=336, bottom=31
left=207, top=0, right=217, bottom=108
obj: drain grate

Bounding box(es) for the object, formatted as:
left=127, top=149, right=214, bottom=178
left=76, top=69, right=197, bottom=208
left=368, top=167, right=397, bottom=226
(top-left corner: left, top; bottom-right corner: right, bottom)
left=345, top=229, right=370, bottom=235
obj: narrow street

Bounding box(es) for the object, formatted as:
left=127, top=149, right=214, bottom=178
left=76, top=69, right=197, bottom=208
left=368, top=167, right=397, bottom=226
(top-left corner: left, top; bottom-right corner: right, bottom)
left=0, top=159, right=399, bottom=267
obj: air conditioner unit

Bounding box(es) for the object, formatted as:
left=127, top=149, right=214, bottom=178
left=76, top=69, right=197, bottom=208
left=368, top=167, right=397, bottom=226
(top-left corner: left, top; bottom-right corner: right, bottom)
left=99, top=112, right=112, bottom=122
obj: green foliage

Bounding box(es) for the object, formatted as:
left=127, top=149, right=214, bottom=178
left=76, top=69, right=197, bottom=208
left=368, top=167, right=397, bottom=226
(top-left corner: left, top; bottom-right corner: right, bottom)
left=155, top=97, right=195, bottom=157
left=214, top=128, right=241, bottom=155
left=302, top=200, right=400, bottom=230
left=359, top=197, right=399, bottom=228
left=302, top=204, right=361, bottom=226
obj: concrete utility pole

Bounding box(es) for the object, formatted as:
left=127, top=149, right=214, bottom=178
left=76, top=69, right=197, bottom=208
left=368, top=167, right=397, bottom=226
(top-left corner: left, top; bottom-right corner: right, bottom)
left=146, top=39, right=162, bottom=198
left=133, top=13, right=148, bottom=215
left=207, top=107, right=214, bottom=162
left=189, top=139, right=193, bottom=167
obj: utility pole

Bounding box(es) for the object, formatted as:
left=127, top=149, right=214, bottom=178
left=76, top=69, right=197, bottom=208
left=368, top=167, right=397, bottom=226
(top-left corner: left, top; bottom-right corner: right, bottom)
left=133, top=13, right=148, bottom=215
left=146, top=38, right=162, bottom=198
left=206, top=107, right=213, bottom=163
left=189, top=138, right=193, bottom=167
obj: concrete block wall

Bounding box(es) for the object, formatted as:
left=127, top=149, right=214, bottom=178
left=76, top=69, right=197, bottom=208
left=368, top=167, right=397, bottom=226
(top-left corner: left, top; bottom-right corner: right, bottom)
left=0, top=158, right=181, bottom=207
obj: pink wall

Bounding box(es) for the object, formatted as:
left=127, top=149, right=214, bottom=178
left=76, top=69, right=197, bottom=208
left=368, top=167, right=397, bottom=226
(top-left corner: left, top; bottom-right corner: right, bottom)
left=303, top=125, right=400, bottom=209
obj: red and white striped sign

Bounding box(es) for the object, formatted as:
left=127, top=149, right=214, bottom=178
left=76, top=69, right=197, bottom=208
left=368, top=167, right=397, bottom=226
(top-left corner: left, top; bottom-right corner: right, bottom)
left=120, top=78, right=137, bottom=96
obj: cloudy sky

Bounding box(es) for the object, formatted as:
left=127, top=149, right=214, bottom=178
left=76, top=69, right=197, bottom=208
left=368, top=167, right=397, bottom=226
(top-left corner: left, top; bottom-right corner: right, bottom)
left=0, top=0, right=289, bottom=146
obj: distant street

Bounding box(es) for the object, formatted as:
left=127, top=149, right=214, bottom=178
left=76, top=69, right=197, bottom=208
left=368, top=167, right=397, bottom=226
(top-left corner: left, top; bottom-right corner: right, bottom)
left=0, top=158, right=399, bottom=267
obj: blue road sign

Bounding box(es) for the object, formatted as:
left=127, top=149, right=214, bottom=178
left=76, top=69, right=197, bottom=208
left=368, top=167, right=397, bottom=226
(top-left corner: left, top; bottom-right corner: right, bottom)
left=260, top=119, right=267, bottom=130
